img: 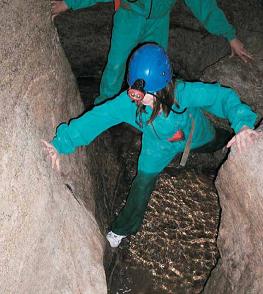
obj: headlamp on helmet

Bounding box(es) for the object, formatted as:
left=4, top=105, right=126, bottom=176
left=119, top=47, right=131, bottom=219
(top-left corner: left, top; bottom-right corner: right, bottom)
left=127, top=79, right=146, bottom=102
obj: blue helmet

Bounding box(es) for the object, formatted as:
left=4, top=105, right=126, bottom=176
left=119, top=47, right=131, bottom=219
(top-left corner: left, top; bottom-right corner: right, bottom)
left=127, top=43, right=173, bottom=93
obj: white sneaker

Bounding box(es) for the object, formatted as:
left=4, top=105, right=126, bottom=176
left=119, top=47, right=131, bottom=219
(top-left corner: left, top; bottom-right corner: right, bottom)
left=106, top=231, right=127, bottom=248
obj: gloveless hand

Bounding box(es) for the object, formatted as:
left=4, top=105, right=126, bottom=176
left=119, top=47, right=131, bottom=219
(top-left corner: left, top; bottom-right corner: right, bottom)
left=42, top=140, right=60, bottom=172
left=229, top=38, right=253, bottom=63
left=227, top=126, right=260, bottom=154
left=51, top=0, right=69, bottom=19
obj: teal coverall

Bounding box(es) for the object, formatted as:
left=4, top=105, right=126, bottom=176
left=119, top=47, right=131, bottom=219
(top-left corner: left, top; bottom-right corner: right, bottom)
left=52, top=81, right=257, bottom=236
left=64, top=0, right=236, bottom=103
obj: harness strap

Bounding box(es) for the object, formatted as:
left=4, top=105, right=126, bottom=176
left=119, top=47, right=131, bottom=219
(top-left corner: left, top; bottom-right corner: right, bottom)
left=180, top=113, right=195, bottom=167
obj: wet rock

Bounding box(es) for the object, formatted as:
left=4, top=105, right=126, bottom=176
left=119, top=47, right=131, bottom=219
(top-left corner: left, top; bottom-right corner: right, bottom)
left=125, top=170, right=220, bottom=293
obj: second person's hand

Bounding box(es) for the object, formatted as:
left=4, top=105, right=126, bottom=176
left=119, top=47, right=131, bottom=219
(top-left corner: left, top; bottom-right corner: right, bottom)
left=229, top=38, right=253, bottom=63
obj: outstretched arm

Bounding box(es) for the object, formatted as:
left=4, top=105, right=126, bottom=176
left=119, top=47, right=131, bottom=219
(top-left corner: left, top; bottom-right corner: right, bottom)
left=184, top=0, right=252, bottom=63
left=177, top=81, right=258, bottom=134
left=184, top=0, right=235, bottom=40
left=47, top=92, right=133, bottom=155
left=52, top=106, right=121, bottom=154
left=177, top=81, right=260, bottom=154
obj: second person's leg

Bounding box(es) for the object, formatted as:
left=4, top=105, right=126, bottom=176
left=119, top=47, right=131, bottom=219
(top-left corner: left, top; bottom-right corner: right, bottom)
left=95, top=9, right=145, bottom=104
left=141, top=13, right=170, bottom=50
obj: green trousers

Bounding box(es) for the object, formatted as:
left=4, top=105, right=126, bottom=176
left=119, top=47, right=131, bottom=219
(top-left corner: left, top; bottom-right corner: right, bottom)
left=95, top=8, right=170, bottom=104
left=111, top=127, right=231, bottom=236
left=111, top=172, right=158, bottom=235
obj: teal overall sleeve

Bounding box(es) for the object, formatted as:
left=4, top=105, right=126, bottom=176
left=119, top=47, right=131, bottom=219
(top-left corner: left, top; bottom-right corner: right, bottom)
left=64, top=0, right=112, bottom=10
left=52, top=93, right=135, bottom=154
left=176, top=81, right=257, bottom=133
left=184, top=0, right=236, bottom=41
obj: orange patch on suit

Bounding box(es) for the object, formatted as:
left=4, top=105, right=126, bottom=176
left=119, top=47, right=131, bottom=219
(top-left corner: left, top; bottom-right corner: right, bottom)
left=168, top=130, right=185, bottom=142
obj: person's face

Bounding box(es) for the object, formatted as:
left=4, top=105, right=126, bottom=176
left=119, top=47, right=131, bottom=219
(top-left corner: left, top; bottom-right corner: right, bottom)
left=128, top=88, right=155, bottom=107
left=141, top=93, right=155, bottom=107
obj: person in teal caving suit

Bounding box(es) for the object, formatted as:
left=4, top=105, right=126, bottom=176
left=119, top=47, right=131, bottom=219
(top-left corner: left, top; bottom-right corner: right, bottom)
left=42, top=43, right=259, bottom=248
left=51, top=0, right=253, bottom=104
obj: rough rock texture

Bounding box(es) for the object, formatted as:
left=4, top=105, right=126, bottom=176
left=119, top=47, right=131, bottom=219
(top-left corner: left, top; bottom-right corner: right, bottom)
left=87, top=125, right=133, bottom=232
left=201, top=30, right=263, bottom=116
left=171, top=0, right=263, bottom=79
left=169, top=0, right=231, bottom=78
left=201, top=4, right=263, bottom=290
left=204, top=127, right=263, bottom=293
left=200, top=0, right=263, bottom=126
left=0, top=1, right=106, bottom=293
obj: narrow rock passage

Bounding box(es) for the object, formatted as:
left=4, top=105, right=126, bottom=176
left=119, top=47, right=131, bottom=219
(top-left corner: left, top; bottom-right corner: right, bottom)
left=76, top=72, right=223, bottom=293
left=53, top=3, right=235, bottom=292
